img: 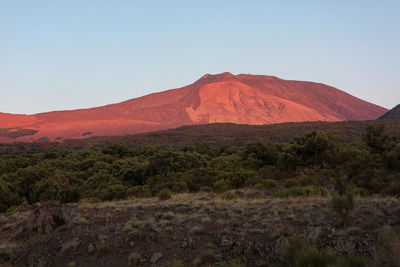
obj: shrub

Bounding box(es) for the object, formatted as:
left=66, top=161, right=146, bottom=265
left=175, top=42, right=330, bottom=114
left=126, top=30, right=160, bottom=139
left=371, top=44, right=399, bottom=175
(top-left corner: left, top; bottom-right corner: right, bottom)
left=127, top=186, right=152, bottom=198
left=157, top=189, right=172, bottom=200
left=221, top=191, right=237, bottom=200
left=192, top=258, right=202, bottom=266
left=284, top=178, right=299, bottom=188
left=259, top=165, right=283, bottom=180
left=362, top=123, right=390, bottom=153
left=214, top=180, right=230, bottom=193
left=0, top=180, right=21, bottom=212
left=330, top=192, right=355, bottom=227
left=172, top=180, right=188, bottom=193
left=221, top=259, right=245, bottom=267
left=254, top=183, right=265, bottom=191
left=351, top=187, right=369, bottom=197
left=299, top=175, right=316, bottom=186
left=275, top=186, right=325, bottom=198
left=167, top=259, right=184, bottom=267
left=96, top=184, right=128, bottom=201
left=263, top=179, right=279, bottom=189
left=282, top=236, right=364, bottom=267
left=377, top=226, right=400, bottom=266
left=384, top=178, right=400, bottom=196
left=199, top=186, right=213, bottom=192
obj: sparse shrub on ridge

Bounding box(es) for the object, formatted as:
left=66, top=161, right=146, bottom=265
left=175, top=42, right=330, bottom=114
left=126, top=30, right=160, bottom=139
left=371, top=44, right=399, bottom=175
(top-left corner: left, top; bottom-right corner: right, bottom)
left=157, top=189, right=172, bottom=200
left=282, top=236, right=364, bottom=267
left=214, top=180, right=230, bottom=193
left=330, top=192, right=355, bottom=227
left=284, top=178, right=299, bottom=188
left=221, top=191, right=237, bottom=200
left=377, top=226, right=400, bottom=266
left=263, top=179, right=278, bottom=189
left=275, top=186, right=325, bottom=198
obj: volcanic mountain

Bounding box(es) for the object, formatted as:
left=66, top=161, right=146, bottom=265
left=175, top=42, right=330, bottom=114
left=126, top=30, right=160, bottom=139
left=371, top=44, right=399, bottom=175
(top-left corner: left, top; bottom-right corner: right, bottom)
left=0, top=72, right=388, bottom=143
left=378, top=104, right=400, bottom=120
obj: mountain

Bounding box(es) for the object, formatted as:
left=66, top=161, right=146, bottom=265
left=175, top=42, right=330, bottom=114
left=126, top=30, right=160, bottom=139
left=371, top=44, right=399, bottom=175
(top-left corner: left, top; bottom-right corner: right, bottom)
left=0, top=72, right=388, bottom=143
left=378, top=104, right=400, bottom=120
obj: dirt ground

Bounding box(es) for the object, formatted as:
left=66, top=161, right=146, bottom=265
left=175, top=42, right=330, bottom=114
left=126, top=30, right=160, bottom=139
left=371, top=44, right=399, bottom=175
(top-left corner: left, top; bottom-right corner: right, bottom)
left=1, top=191, right=399, bottom=266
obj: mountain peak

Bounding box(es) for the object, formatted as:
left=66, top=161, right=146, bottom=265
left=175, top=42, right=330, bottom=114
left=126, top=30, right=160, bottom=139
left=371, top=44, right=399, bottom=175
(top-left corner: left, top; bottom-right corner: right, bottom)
left=196, top=72, right=236, bottom=84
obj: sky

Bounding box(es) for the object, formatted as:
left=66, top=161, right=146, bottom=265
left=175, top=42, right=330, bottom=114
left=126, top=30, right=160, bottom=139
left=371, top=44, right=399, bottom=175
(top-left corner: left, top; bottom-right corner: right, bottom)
left=1, top=0, right=399, bottom=114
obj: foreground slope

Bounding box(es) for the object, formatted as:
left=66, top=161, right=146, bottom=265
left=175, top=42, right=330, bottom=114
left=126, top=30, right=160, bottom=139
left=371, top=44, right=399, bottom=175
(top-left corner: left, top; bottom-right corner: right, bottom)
left=0, top=72, right=387, bottom=142
left=1, top=193, right=398, bottom=266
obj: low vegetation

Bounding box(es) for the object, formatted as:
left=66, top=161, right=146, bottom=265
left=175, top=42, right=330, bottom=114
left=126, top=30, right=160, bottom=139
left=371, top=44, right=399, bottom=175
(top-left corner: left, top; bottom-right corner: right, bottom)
left=0, top=123, right=399, bottom=213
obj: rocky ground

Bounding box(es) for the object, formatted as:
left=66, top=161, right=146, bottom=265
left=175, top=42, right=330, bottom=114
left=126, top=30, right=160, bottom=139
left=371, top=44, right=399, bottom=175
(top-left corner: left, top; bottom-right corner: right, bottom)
left=1, top=191, right=400, bottom=267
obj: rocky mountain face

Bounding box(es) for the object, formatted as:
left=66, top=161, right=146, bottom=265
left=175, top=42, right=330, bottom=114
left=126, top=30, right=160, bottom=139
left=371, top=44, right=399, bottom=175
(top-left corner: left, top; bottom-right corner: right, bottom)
left=378, top=104, right=400, bottom=120
left=0, top=72, right=387, bottom=143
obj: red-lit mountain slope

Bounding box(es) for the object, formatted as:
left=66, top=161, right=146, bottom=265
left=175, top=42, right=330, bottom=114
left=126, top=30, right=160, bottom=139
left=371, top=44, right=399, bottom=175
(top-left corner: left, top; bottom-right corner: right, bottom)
left=0, top=72, right=388, bottom=143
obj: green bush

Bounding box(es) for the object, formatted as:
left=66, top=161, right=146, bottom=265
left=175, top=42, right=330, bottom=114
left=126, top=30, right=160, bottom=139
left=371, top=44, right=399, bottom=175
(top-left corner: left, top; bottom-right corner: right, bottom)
left=263, top=179, right=278, bottom=189
left=299, top=175, right=317, bottom=186
left=377, top=226, right=400, bottom=266
left=172, top=180, right=188, bottom=193
left=275, top=186, right=325, bottom=198
left=127, top=185, right=152, bottom=198
left=0, top=180, right=21, bottom=212
left=214, top=180, right=230, bottom=193
left=330, top=193, right=355, bottom=227
left=282, top=236, right=364, bottom=267
left=351, top=187, right=369, bottom=197
left=157, top=189, right=172, bottom=200
left=284, top=178, right=299, bottom=188
left=167, top=259, right=184, bottom=267
left=220, top=191, right=237, bottom=200
left=384, top=178, right=400, bottom=196
left=96, top=184, right=128, bottom=201
left=199, top=186, right=213, bottom=192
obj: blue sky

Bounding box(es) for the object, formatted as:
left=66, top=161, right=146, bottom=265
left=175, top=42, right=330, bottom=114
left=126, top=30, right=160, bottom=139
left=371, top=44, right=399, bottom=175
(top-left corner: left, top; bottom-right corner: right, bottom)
left=1, top=0, right=399, bottom=114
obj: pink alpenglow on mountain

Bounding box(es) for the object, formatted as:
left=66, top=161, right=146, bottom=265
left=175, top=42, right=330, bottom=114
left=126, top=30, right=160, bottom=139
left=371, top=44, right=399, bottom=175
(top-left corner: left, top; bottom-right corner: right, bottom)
left=0, top=72, right=388, bottom=143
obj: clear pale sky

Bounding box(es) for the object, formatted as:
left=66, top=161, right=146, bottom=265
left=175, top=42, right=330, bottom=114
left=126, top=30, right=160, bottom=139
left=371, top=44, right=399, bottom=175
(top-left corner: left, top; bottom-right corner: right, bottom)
left=1, top=1, right=399, bottom=114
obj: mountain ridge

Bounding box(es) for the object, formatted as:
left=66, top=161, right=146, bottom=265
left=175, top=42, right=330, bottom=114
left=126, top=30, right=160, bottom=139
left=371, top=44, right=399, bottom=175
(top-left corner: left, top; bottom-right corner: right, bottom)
left=0, top=72, right=388, bottom=143
left=378, top=104, right=400, bottom=120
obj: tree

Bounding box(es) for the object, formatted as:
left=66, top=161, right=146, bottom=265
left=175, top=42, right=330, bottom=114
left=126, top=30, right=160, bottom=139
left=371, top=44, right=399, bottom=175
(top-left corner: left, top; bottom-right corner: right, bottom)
left=291, top=131, right=338, bottom=167
left=362, top=123, right=390, bottom=153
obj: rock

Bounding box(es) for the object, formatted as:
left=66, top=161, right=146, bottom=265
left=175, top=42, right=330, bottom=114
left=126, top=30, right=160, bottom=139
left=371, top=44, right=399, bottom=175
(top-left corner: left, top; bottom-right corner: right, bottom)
left=219, top=236, right=233, bottom=247
left=98, top=234, right=108, bottom=241
left=88, top=244, right=95, bottom=254
left=274, top=236, right=288, bottom=256
left=308, top=227, right=322, bottom=242
left=61, top=238, right=80, bottom=253
left=150, top=252, right=162, bottom=264
left=175, top=205, right=190, bottom=213
left=55, top=225, right=68, bottom=232
left=212, top=254, right=223, bottom=261
left=129, top=241, right=135, bottom=248
left=345, top=227, right=363, bottom=235
left=44, top=223, right=54, bottom=234
left=181, top=237, right=193, bottom=248
left=335, top=238, right=356, bottom=253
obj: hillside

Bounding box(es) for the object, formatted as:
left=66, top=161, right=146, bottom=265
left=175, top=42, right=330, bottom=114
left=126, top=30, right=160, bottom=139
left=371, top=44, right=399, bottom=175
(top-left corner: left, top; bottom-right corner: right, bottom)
left=1, top=120, right=400, bottom=153
left=0, top=72, right=387, bottom=143
left=378, top=104, right=400, bottom=120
